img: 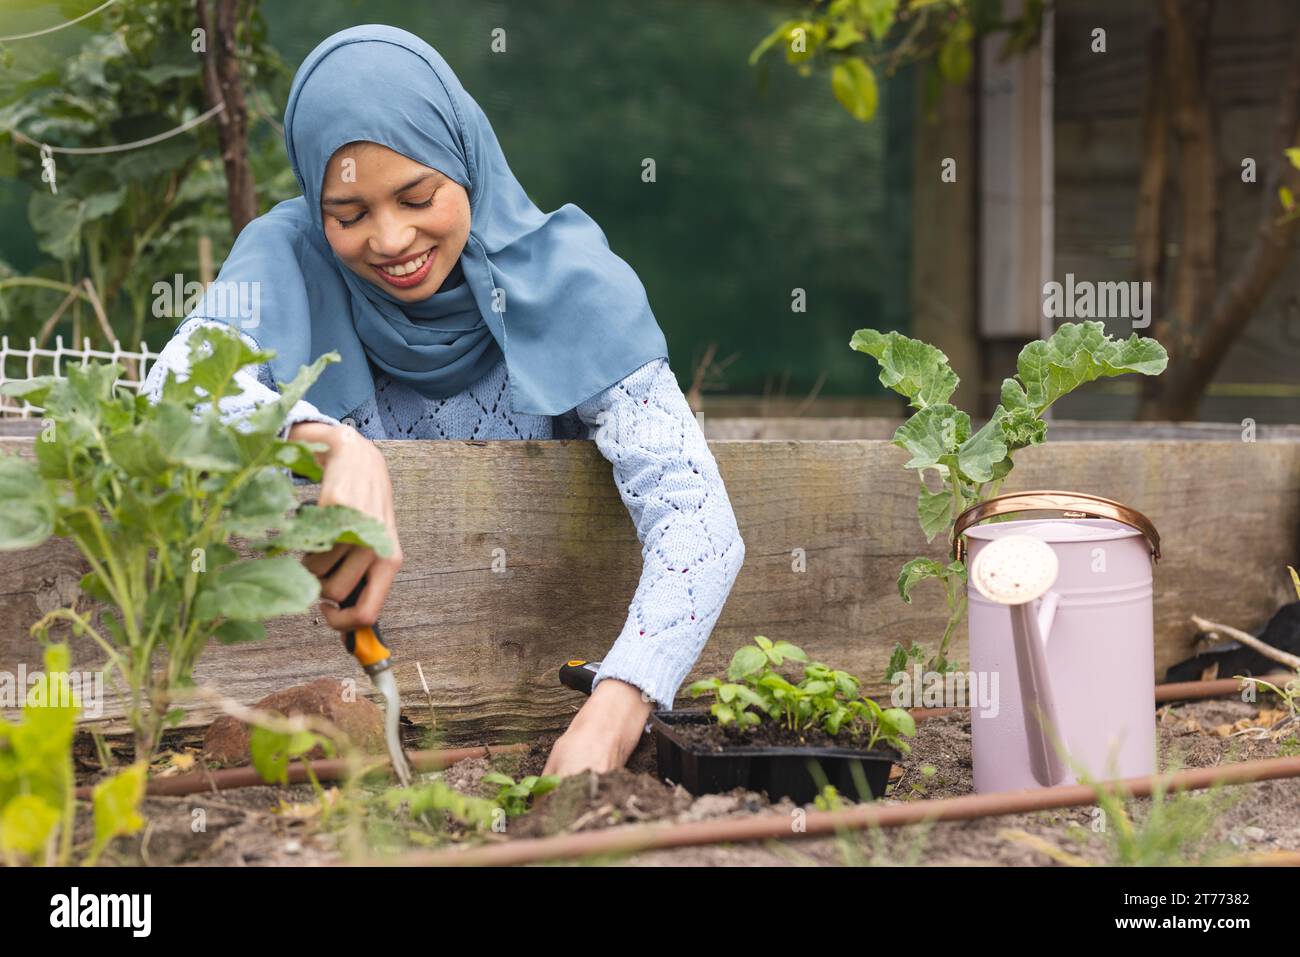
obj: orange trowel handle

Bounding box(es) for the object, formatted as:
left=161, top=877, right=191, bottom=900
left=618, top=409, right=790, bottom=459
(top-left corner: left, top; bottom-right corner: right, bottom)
left=344, top=623, right=391, bottom=670
left=337, top=569, right=391, bottom=671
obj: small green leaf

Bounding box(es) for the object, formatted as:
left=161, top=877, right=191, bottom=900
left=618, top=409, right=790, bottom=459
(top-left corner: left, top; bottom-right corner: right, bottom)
left=728, top=645, right=768, bottom=681
left=772, top=640, right=808, bottom=663
left=897, top=557, right=947, bottom=604
left=90, top=763, right=146, bottom=858
left=0, top=795, right=61, bottom=860
left=831, top=57, right=879, bottom=122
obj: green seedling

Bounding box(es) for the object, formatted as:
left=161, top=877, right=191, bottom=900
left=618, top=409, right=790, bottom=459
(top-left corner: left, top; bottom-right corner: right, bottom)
left=0, top=643, right=145, bottom=866
left=379, top=780, right=499, bottom=831
left=0, top=326, right=392, bottom=761
left=813, top=783, right=845, bottom=812
left=851, top=321, right=1167, bottom=677
left=482, top=772, right=561, bottom=818
left=688, top=635, right=916, bottom=752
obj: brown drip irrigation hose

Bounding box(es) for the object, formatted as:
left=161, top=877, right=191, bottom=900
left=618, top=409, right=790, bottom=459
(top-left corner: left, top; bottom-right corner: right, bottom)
left=73, top=743, right=530, bottom=801
left=75, top=673, right=1293, bottom=808
left=377, top=754, right=1300, bottom=867
left=1155, top=673, right=1296, bottom=703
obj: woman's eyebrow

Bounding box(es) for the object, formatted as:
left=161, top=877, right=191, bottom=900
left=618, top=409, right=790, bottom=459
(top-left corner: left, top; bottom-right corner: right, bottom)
left=323, top=172, right=441, bottom=207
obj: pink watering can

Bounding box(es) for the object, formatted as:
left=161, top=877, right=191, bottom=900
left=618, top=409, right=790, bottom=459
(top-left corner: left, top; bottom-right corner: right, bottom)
left=954, top=491, right=1162, bottom=793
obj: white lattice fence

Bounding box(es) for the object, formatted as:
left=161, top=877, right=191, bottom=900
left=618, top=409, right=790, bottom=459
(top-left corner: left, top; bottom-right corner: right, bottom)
left=0, top=335, right=160, bottom=418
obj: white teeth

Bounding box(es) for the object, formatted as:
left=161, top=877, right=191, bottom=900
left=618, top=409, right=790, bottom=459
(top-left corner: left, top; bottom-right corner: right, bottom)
left=380, top=249, right=432, bottom=277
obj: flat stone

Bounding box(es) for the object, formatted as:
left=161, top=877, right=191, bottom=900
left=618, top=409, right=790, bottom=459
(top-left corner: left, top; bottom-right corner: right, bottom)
left=203, top=677, right=387, bottom=767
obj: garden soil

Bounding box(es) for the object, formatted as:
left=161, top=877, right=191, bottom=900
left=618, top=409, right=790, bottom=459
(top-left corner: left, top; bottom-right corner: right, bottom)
left=77, top=698, right=1300, bottom=866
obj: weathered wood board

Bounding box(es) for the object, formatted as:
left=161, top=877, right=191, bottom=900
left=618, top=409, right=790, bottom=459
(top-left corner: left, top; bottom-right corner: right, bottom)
left=2, top=436, right=1298, bottom=744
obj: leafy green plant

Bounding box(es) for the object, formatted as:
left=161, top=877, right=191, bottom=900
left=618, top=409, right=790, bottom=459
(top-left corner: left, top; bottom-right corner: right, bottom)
left=0, top=643, right=145, bottom=866
left=482, top=772, right=562, bottom=818
left=749, top=0, right=1045, bottom=125
left=378, top=780, right=499, bottom=832
left=1082, top=776, right=1239, bottom=867
left=850, top=321, right=1168, bottom=676
left=0, top=326, right=392, bottom=761
left=688, top=635, right=917, bottom=752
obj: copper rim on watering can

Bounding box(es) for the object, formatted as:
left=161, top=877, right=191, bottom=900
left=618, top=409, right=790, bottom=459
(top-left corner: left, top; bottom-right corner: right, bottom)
left=951, top=489, right=1161, bottom=565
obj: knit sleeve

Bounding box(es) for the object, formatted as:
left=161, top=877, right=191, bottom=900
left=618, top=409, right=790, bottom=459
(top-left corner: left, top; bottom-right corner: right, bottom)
left=140, top=315, right=341, bottom=440
left=572, top=357, right=746, bottom=709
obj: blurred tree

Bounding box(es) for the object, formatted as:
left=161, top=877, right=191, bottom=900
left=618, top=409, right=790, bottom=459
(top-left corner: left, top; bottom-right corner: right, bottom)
left=757, top=0, right=1300, bottom=421
left=0, top=0, right=289, bottom=351
left=1133, top=0, right=1300, bottom=420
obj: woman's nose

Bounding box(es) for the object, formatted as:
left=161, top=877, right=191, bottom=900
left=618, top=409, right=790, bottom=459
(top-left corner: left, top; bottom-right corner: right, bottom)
left=367, top=209, right=416, bottom=258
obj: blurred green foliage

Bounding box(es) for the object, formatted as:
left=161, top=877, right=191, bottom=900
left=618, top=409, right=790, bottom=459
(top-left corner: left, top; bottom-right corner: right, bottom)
left=2, top=0, right=916, bottom=399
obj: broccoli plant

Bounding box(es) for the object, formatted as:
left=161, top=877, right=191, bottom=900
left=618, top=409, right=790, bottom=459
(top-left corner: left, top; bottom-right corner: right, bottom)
left=688, top=636, right=916, bottom=752
left=0, top=326, right=392, bottom=762
left=850, top=321, right=1168, bottom=677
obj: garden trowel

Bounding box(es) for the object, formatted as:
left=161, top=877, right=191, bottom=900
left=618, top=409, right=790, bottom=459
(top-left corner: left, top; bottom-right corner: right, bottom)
left=335, top=569, right=413, bottom=787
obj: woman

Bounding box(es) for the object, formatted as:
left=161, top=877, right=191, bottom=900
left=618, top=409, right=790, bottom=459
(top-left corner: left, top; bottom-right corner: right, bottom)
left=142, top=24, right=745, bottom=775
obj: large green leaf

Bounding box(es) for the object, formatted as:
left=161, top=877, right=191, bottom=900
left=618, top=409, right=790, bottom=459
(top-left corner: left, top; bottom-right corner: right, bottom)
left=955, top=417, right=1008, bottom=484
left=152, top=402, right=243, bottom=472
left=222, top=469, right=298, bottom=538
left=850, top=328, right=958, bottom=409
left=264, top=504, right=393, bottom=558
left=192, top=555, right=319, bottom=622
left=245, top=352, right=339, bottom=436
left=916, top=482, right=951, bottom=543
left=0, top=455, right=54, bottom=550
left=1016, top=321, right=1168, bottom=412
left=185, top=325, right=275, bottom=407
left=891, top=404, right=968, bottom=472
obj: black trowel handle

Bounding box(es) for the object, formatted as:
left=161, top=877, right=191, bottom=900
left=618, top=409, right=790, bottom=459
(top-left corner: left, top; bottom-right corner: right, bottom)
left=559, top=659, right=601, bottom=696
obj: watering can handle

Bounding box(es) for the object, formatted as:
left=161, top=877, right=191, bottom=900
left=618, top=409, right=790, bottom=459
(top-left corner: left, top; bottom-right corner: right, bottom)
left=951, top=490, right=1161, bottom=564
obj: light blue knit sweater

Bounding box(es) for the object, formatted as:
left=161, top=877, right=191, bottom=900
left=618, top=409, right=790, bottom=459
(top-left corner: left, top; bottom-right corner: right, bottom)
left=142, top=316, right=746, bottom=707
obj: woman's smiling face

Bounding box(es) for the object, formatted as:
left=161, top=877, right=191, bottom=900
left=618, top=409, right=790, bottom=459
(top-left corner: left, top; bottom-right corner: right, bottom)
left=321, top=141, right=470, bottom=300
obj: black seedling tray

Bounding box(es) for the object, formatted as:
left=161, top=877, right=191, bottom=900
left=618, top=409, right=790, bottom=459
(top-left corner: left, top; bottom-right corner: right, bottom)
left=650, top=710, right=900, bottom=806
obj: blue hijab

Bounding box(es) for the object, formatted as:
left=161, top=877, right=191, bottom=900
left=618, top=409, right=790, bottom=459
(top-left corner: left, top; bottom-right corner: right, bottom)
left=183, top=24, right=668, bottom=422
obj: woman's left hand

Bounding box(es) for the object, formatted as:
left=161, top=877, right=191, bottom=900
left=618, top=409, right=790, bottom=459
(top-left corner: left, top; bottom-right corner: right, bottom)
left=543, top=678, right=653, bottom=776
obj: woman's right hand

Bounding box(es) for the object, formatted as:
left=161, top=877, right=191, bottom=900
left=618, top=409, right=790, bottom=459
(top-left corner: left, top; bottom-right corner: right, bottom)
left=290, top=421, right=404, bottom=632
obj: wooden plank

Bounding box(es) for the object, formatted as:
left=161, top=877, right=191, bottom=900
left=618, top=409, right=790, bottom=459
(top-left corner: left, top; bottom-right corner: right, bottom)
left=700, top=417, right=1300, bottom=442
left=910, top=61, right=980, bottom=410
left=979, top=0, right=1053, bottom=339
left=2, top=436, right=1297, bottom=744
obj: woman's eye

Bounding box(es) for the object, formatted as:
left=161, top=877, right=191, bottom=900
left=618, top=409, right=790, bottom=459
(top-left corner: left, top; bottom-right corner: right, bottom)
left=403, top=196, right=434, bottom=209
left=336, top=210, right=367, bottom=228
